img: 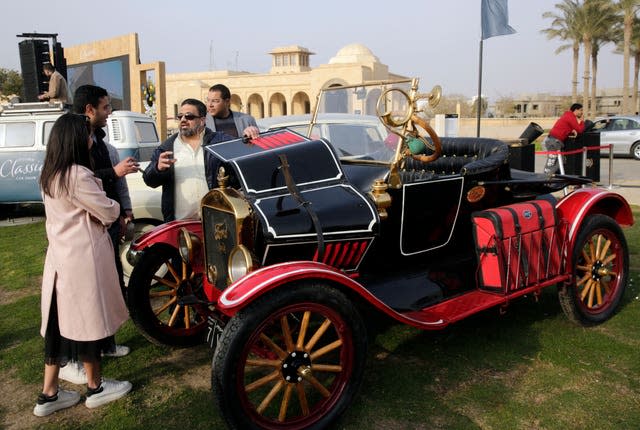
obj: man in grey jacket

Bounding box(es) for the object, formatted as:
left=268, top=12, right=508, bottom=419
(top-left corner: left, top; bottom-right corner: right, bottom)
left=205, top=84, right=259, bottom=139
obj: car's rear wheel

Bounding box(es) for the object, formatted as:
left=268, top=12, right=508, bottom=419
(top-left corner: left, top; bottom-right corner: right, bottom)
left=631, top=141, right=640, bottom=160
left=559, top=214, right=628, bottom=325
left=128, top=243, right=209, bottom=346
left=212, top=282, right=367, bottom=430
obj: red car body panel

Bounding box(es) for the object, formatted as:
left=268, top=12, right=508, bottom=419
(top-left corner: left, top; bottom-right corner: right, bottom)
left=556, top=188, right=633, bottom=265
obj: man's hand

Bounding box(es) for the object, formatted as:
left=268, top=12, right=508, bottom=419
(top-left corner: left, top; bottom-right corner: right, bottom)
left=157, top=151, right=176, bottom=171
left=114, top=156, right=140, bottom=177
left=242, top=126, right=260, bottom=141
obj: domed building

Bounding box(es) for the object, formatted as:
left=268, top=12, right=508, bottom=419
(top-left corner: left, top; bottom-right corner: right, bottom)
left=164, top=42, right=407, bottom=123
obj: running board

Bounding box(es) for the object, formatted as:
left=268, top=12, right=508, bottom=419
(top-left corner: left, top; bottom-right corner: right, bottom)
left=398, top=275, right=569, bottom=329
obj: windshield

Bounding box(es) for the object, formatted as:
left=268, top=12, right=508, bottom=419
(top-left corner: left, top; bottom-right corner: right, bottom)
left=312, top=79, right=414, bottom=163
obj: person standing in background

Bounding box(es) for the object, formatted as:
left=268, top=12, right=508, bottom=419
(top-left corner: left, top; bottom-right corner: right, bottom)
left=205, top=84, right=259, bottom=139
left=543, top=103, right=585, bottom=175
left=37, top=63, right=69, bottom=104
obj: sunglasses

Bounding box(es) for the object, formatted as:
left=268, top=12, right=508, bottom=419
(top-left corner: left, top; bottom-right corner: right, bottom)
left=177, top=113, right=201, bottom=120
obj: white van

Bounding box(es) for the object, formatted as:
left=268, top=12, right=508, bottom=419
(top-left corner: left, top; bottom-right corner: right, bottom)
left=0, top=101, right=163, bottom=281
left=0, top=101, right=160, bottom=206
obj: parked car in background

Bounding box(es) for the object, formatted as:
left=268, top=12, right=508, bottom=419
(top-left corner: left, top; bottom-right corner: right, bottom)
left=0, top=101, right=163, bottom=280
left=258, top=113, right=398, bottom=162
left=589, top=115, right=640, bottom=160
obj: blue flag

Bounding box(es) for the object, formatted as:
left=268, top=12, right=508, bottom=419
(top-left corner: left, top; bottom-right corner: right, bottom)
left=481, top=0, right=516, bottom=40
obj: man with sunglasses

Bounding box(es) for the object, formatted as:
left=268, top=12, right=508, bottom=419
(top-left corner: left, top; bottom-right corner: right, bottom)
left=205, top=84, right=259, bottom=139
left=143, top=98, right=235, bottom=222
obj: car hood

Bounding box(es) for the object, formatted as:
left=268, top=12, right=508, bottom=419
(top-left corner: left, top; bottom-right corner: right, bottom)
left=205, top=130, right=379, bottom=241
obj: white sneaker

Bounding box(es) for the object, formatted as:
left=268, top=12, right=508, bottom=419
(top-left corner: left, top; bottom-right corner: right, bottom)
left=85, top=379, right=132, bottom=408
left=59, top=362, right=87, bottom=385
left=33, top=388, right=81, bottom=416
left=102, top=344, right=130, bottom=358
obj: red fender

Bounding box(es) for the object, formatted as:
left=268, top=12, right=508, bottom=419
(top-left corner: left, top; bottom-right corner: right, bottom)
left=216, top=261, right=448, bottom=328
left=556, top=188, right=634, bottom=265
left=130, top=219, right=203, bottom=251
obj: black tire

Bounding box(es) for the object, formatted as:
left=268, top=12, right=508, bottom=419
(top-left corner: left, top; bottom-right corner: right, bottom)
left=212, top=282, right=368, bottom=430
left=559, top=214, right=629, bottom=325
left=128, top=243, right=209, bottom=347
left=631, top=142, right=640, bottom=160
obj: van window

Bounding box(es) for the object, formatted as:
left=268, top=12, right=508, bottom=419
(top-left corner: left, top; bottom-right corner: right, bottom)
left=0, top=122, right=36, bottom=147
left=43, top=121, right=55, bottom=146
left=135, top=121, right=159, bottom=143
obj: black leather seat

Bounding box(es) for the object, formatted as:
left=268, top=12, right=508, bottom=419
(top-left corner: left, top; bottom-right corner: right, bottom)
left=400, top=137, right=509, bottom=182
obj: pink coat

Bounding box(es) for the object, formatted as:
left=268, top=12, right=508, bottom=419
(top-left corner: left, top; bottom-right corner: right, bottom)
left=40, top=165, right=129, bottom=341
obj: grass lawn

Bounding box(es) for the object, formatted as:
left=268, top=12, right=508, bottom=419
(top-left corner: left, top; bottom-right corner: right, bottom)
left=1, top=206, right=639, bottom=430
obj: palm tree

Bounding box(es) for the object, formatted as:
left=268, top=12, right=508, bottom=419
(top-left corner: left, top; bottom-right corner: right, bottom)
left=589, top=10, right=619, bottom=115
left=615, top=16, right=640, bottom=112
left=574, top=0, right=618, bottom=116
left=618, top=0, right=640, bottom=113
left=542, top=0, right=582, bottom=102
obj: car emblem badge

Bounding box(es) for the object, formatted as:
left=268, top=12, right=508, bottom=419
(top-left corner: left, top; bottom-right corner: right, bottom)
left=466, top=185, right=486, bottom=203
left=523, top=210, right=532, bottom=219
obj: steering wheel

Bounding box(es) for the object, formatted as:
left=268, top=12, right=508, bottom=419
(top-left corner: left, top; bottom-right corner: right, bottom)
left=376, top=88, right=442, bottom=164
left=404, top=114, right=442, bottom=163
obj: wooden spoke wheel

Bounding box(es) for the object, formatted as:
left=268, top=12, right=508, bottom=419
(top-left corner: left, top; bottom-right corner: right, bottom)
left=213, top=283, right=367, bottom=430
left=559, top=214, right=629, bottom=325
left=128, top=243, right=209, bottom=346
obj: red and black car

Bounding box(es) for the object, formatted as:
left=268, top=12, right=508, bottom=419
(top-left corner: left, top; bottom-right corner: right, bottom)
left=126, top=79, right=633, bottom=430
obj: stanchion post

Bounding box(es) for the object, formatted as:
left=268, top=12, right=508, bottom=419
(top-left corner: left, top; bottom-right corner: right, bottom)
left=558, top=152, right=568, bottom=195
left=582, top=147, right=587, bottom=177
left=607, top=144, right=614, bottom=189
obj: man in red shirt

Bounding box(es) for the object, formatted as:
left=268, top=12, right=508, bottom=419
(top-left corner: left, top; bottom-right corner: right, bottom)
left=543, top=103, right=585, bottom=175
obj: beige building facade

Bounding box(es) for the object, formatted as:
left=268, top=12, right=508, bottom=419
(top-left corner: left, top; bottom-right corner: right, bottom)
left=165, top=43, right=406, bottom=128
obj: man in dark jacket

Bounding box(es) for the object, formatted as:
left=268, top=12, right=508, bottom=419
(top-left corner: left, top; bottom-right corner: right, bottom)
left=74, top=85, right=140, bottom=292
left=143, top=98, right=233, bottom=222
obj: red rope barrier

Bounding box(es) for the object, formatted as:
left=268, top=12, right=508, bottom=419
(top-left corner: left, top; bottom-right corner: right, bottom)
left=536, top=144, right=612, bottom=156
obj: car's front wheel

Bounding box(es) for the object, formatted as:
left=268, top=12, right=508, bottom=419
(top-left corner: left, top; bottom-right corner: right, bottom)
left=128, top=243, right=209, bottom=346
left=631, top=141, right=640, bottom=160
left=559, top=214, right=629, bottom=325
left=212, top=282, right=367, bottom=430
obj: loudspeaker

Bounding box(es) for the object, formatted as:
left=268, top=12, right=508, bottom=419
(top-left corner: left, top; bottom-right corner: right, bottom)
left=53, top=42, right=67, bottom=81
left=19, top=39, right=50, bottom=102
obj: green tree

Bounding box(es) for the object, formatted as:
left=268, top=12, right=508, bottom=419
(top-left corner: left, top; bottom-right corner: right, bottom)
left=495, top=97, right=516, bottom=117
left=542, top=0, right=582, bottom=102
left=0, top=68, right=23, bottom=99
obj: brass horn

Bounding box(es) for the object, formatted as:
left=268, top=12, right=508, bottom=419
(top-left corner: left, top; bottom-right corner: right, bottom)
left=427, top=85, right=442, bottom=108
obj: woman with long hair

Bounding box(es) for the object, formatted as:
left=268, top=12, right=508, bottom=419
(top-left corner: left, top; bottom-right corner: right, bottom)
left=34, top=113, right=131, bottom=417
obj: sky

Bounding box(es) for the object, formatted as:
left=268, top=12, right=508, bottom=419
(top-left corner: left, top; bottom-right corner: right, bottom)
left=0, top=0, right=627, bottom=101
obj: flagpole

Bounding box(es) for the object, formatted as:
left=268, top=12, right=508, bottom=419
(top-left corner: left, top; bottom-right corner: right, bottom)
left=476, top=39, right=483, bottom=138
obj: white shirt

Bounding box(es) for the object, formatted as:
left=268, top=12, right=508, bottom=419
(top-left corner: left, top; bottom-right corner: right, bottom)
left=173, top=134, right=209, bottom=220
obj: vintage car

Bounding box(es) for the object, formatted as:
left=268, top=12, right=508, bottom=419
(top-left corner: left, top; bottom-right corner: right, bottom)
left=126, top=79, right=633, bottom=429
